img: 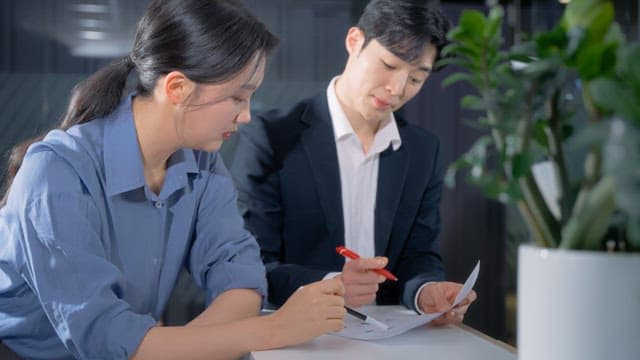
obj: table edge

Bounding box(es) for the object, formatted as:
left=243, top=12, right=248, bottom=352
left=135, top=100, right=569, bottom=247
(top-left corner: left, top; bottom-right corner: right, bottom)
left=457, top=324, right=517, bottom=355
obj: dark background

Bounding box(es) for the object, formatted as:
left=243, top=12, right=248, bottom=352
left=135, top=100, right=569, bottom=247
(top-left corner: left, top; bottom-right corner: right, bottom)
left=1, top=0, right=637, bottom=344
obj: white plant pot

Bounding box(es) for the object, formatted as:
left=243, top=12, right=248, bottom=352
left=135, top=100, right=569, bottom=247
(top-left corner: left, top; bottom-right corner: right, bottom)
left=518, top=245, right=640, bottom=360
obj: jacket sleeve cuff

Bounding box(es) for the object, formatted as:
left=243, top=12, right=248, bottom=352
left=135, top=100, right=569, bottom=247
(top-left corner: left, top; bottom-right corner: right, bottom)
left=413, top=282, right=435, bottom=314
left=323, top=272, right=341, bottom=280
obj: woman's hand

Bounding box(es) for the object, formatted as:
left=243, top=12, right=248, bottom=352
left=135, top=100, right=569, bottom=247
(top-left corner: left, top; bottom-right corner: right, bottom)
left=268, top=278, right=346, bottom=348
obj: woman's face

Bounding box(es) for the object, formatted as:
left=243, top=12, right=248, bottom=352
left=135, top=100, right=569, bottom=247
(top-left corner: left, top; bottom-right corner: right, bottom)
left=176, top=55, right=266, bottom=152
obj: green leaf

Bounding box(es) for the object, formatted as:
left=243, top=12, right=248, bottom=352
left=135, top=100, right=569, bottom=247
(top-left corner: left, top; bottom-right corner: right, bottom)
left=461, top=95, right=485, bottom=110
left=458, top=10, right=487, bottom=42
left=511, top=152, right=534, bottom=179
left=446, top=27, right=466, bottom=41
left=442, top=72, right=476, bottom=87
left=441, top=43, right=482, bottom=59
left=445, top=158, right=470, bottom=188
left=603, top=120, right=640, bottom=229
left=620, top=44, right=640, bottom=93
left=560, top=176, right=616, bottom=250
left=485, top=6, right=504, bottom=40
left=584, top=2, right=614, bottom=42
left=535, top=26, right=568, bottom=56
left=436, top=57, right=477, bottom=70
left=589, top=78, right=640, bottom=121
left=565, top=27, right=587, bottom=61
left=469, top=172, right=521, bottom=203
left=532, top=121, right=550, bottom=149
left=576, top=43, right=617, bottom=80
left=467, top=136, right=493, bottom=161
left=563, top=0, right=609, bottom=32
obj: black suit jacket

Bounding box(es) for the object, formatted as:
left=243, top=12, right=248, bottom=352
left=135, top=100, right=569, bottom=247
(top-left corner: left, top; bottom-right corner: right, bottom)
left=227, top=92, right=445, bottom=310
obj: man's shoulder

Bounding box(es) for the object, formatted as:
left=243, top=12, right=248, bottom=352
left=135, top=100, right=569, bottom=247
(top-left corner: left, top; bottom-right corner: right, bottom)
left=241, top=94, right=326, bottom=144
left=396, top=117, right=440, bottom=147
left=254, top=94, right=324, bottom=126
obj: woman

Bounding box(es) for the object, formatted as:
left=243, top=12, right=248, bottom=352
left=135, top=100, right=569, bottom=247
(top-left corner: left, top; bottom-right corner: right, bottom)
left=0, top=0, right=345, bottom=359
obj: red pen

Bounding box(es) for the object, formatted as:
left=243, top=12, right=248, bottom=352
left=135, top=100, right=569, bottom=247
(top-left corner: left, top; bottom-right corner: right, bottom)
left=336, top=246, right=398, bottom=281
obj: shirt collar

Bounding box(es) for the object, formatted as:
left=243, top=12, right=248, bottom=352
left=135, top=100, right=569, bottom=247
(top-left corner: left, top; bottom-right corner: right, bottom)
left=103, top=94, right=199, bottom=197
left=326, top=77, right=402, bottom=152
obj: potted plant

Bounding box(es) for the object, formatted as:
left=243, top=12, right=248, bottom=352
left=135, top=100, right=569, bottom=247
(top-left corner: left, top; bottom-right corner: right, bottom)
left=438, top=0, right=640, bottom=359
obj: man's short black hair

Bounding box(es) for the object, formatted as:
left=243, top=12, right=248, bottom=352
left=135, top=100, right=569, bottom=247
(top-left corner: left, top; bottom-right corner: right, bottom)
left=357, top=0, right=450, bottom=64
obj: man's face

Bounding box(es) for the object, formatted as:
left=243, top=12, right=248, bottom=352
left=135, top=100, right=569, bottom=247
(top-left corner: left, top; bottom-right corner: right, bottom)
left=340, top=27, right=437, bottom=124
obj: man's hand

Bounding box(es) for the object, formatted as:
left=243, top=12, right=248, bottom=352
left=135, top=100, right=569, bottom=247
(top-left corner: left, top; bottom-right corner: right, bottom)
left=338, top=257, right=388, bottom=307
left=417, top=281, right=477, bottom=326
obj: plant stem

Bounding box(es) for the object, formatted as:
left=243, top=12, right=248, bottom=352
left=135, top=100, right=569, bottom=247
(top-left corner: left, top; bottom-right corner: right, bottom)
left=518, top=174, right=560, bottom=247
left=547, top=91, right=573, bottom=226
left=517, top=201, right=552, bottom=247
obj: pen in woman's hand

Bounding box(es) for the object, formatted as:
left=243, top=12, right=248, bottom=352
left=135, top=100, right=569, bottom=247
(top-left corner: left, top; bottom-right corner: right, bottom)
left=344, top=306, right=390, bottom=330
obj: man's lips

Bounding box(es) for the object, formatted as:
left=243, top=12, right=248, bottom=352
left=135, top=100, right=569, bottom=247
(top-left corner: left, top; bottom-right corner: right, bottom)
left=373, top=96, right=393, bottom=109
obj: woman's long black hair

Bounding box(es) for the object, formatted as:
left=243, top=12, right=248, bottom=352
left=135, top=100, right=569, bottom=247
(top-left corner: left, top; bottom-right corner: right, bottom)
left=1, top=0, right=279, bottom=205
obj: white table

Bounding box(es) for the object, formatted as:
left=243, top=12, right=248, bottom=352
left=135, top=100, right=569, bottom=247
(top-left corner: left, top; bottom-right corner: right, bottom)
left=252, top=319, right=516, bottom=360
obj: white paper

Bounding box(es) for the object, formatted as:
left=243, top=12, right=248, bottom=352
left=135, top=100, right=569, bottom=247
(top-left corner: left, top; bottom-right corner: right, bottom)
left=331, top=260, right=480, bottom=340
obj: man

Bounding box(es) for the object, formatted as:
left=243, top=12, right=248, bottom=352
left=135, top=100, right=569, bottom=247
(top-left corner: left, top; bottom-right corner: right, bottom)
left=227, top=0, right=475, bottom=325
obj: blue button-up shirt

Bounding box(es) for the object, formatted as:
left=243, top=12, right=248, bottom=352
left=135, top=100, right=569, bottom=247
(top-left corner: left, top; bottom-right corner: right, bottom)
left=0, top=95, right=267, bottom=359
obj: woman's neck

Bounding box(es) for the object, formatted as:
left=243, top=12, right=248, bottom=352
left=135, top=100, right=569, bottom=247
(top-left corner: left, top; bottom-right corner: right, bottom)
left=131, top=95, right=180, bottom=195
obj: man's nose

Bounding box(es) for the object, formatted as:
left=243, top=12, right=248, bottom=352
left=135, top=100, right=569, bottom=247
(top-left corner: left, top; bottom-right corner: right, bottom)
left=386, top=74, right=407, bottom=98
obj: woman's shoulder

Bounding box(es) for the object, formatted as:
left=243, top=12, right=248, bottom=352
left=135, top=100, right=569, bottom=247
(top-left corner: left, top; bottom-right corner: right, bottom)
left=11, top=127, right=106, bottom=204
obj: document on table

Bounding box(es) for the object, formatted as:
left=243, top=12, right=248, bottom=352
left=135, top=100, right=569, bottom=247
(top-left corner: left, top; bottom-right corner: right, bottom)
left=331, top=260, right=480, bottom=341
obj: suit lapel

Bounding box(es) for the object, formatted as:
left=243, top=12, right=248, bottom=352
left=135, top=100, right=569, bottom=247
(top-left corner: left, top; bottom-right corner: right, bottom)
left=375, top=142, right=409, bottom=256
left=300, top=95, right=344, bottom=246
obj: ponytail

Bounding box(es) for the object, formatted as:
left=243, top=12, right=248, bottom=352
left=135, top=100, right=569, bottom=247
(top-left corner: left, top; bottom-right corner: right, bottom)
left=61, top=56, right=135, bottom=129
left=1, top=56, right=135, bottom=206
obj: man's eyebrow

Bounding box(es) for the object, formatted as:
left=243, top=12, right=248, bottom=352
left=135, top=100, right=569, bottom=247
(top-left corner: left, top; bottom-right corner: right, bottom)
left=418, top=65, right=432, bottom=73
left=241, top=83, right=258, bottom=90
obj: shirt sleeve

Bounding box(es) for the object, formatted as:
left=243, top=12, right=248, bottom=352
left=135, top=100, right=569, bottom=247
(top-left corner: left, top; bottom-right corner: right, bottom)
left=187, top=154, right=267, bottom=305
left=12, top=185, right=156, bottom=359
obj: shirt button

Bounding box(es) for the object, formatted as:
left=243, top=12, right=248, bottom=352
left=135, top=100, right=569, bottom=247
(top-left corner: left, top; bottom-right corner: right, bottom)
left=154, top=201, right=165, bottom=209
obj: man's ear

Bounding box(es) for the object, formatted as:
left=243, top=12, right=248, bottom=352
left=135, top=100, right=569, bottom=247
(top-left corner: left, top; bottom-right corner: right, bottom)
left=345, top=27, right=365, bottom=56
left=163, top=71, right=195, bottom=105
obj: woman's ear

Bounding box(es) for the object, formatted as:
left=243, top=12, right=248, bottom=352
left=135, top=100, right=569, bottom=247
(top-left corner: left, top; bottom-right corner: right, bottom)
left=162, top=71, right=195, bottom=105
left=345, top=27, right=365, bottom=56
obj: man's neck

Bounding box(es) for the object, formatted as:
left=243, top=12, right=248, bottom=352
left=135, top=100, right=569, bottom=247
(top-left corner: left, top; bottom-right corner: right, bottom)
left=334, top=77, right=386, bottom=153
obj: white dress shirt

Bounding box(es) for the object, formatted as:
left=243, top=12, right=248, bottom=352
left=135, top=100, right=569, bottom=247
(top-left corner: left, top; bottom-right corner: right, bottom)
left=324, top=78, right=432, bottom=312
left=327, top=76, right=401, bottom=259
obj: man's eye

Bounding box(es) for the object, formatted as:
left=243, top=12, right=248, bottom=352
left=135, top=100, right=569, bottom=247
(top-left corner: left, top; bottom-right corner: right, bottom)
left=232, top=97, right=247, bottom=104
left=382, top=61, right=395, bottom=70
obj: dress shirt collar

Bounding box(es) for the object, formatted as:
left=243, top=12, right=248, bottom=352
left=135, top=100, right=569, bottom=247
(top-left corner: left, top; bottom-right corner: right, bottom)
left=326, top=76, right=401, bottom=152
left=103, top=93, right=199, bottom=197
